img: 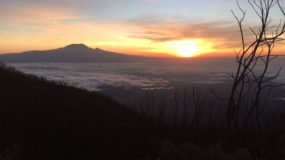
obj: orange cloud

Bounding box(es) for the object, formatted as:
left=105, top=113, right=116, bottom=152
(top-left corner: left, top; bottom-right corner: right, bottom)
left=0, top=5, right=82, bottom=24
left=127, top=15, right=285, bottom=57
left=129, top=16, right=240, bottom=44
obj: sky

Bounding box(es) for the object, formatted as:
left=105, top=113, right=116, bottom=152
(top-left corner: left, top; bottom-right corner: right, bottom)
left=0, top=0, right=285, bottom=57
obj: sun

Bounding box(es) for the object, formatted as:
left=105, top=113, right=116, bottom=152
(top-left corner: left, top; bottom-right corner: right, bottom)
left=166, top=40, right=202, bottom=57
left=176, top=44, right=201, bottom=57
left=148, top=39, right=213, bottom=57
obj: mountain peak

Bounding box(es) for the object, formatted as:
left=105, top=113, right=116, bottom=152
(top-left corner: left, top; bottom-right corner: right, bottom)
left=63, top=44, right=92, bottom=50
left=0, top=44, right=143, bottom=63
left=95, top=47, right=104, bottom=51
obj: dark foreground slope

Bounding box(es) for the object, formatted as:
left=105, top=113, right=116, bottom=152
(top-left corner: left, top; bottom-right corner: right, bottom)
left=0, top=64, right=158, bottom=160
left=1, top=63, right=285, bottom=160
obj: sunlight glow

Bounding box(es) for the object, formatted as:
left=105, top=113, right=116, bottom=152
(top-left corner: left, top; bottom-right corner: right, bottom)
left=137, top=39, right=215, bottom=57
left=151, top=39, right=214, bottom=57
left=174, top=41, right=201, bottom=57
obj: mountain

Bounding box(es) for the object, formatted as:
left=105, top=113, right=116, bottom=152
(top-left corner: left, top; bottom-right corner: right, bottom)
left=0, top=64, right=158, bottom=160
left=0, top=44, right=147, bottom=63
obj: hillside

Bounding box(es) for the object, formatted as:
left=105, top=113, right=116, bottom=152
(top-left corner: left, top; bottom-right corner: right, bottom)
left=0, top=63, right=158, bottom=160
left=0, top=44, right=147, bottom=63
left=1, top=62, right=285, bottom=160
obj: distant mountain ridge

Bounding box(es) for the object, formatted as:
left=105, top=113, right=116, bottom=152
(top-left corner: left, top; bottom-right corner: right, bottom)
left=0, top=44, right=147, bottom=63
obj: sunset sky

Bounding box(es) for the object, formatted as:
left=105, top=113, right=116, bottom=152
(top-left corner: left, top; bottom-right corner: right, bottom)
left=0, top=0, right=284, bottom=57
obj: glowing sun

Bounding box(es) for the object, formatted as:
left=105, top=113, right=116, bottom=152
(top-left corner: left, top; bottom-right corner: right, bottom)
left=150, top=39, right=213, bottom=57
left=176, top=44, right=201, bottom=57
left=166, top=40, right=202, bottom=57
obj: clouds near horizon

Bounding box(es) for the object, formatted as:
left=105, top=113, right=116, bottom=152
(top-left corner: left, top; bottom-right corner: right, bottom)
left=1, top=0, right=285, bottom=56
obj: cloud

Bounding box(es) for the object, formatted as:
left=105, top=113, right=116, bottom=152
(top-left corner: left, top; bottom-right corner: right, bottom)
left=128, top=15, right=245, bottom=49
left=0, top=0, right=125, bottom=14
left=0, top=4, right=83, bottom=24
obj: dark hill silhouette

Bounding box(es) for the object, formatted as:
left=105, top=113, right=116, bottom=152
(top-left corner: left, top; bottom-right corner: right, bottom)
left=0, top=64, right=158, bottom=160
left=0, top=44, right=148, bottom=63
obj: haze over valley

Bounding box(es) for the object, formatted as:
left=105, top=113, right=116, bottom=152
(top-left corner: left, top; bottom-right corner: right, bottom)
left=3, top=44, right=285, bottom=105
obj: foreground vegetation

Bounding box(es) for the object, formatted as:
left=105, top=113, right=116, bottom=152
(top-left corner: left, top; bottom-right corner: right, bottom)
left=0, top=63, right=160, bottom=160
left=0, top=61, right=285, bottom=160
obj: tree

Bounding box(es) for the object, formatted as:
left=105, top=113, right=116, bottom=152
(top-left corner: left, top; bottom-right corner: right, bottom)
left=227, top=0, right=285, bottom=132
